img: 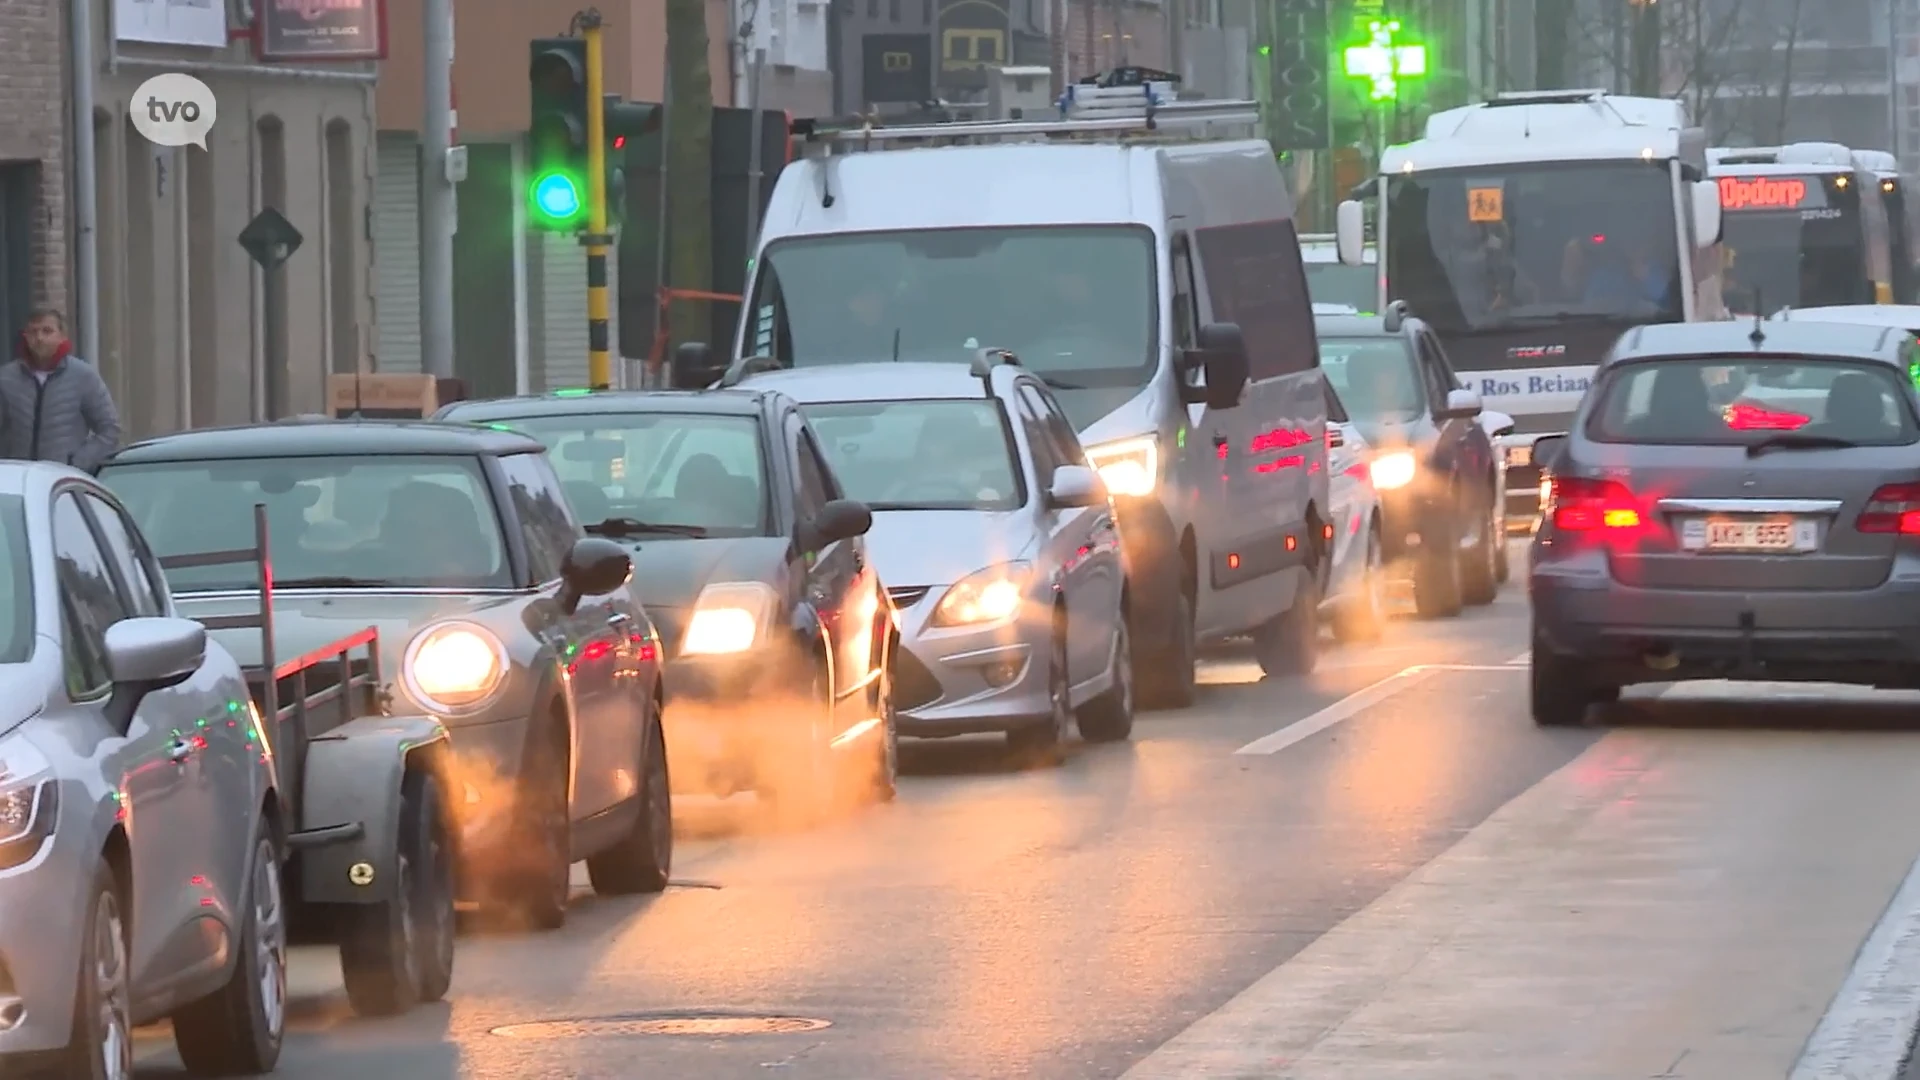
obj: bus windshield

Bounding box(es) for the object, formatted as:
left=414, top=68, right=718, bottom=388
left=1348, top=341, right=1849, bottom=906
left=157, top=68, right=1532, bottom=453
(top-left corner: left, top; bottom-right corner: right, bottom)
left=1719, top=171, right=1871, bottom=311
left=1384, top=160, right=1683, bottom=334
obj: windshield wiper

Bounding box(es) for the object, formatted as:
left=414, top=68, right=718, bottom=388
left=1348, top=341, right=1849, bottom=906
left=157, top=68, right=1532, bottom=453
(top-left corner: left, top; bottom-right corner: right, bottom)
left=275, top=576, right=395, bottom=588
left=586, top=517, right=708, bottom=538
left=1746, top=434, right=1859, bottom=457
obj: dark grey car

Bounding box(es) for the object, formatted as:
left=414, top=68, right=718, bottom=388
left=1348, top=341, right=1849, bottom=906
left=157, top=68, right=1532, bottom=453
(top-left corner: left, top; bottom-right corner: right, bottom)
left=1528, top=319, right=1920, bottom=725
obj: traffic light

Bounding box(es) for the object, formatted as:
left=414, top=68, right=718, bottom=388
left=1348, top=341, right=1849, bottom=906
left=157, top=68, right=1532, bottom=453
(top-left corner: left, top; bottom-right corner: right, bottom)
left=528, top=37, right=588, bottom=229
left=601, top=98, right=659, bottom=230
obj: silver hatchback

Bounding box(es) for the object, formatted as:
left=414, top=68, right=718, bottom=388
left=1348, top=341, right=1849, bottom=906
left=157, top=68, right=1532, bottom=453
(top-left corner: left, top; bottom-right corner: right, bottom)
left=740, top=356, right=1134, bottom=760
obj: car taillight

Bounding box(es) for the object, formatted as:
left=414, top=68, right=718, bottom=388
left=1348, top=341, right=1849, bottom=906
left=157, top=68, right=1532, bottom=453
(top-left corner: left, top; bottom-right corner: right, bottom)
left=1855, top=482, right=1920, bottom=533
left=1550, top=476, right=1642, bottom=531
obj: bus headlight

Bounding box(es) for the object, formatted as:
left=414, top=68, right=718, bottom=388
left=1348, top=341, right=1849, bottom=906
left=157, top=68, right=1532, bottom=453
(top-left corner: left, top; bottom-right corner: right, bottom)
left=403, top=622, right=508, bottom=713
left=1084, top=436, right=1158, bottom=497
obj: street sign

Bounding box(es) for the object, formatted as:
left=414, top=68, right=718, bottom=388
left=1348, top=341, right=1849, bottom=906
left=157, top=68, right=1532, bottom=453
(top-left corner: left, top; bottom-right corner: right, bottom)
left=238, top=207, right=303, bottom=271
left=1267, top=0, right=1331, bottom=151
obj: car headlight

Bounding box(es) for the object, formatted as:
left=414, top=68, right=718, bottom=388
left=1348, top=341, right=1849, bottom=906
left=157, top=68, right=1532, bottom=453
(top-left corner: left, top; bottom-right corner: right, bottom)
left=683, top=581, right=778, bottom=656
left=0, top=734, right=56, bottom=871
left=1371, top=450, right=1417, bottom=491
left=403, top=622, right=509, bottom=713
left=931, top=563, right=1031, bottom=627
left=1084, top=436, right=1158, bottom=497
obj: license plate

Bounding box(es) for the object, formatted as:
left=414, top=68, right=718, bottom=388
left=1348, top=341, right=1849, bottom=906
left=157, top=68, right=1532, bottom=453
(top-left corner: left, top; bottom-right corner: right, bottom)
left=1680, top=516, right=1818, bottom=552
left=1506, top=445, right=1532, bottom=466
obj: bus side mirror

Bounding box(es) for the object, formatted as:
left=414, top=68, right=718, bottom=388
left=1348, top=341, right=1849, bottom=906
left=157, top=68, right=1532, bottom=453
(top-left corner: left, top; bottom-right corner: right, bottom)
left=1336, top=201, right=1366, bottom=266
left=1692, top=181, right=1723, bottom=246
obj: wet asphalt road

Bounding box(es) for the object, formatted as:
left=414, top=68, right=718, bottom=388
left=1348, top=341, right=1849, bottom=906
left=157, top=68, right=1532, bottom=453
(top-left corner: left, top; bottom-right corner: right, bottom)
left=131, top=561, right=1571, bottom=1080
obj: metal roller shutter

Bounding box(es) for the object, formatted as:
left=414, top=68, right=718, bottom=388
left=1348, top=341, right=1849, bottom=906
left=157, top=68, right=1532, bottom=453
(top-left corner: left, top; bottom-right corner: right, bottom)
left=533, top=229, right=617, bottom=389
left=373, top=133, right=423, bottom=373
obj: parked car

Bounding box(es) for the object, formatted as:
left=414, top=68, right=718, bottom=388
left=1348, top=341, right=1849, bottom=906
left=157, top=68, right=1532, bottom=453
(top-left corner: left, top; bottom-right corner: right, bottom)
left=1316, top=306, right=1504, bottom=617
left=98, top=421, right=671, bottom=931
left=0, top=463, right=288, bottom=1076
left=1323, top=383, right=1386, bottom=641
left=434, top=388, right=897, bottom=818
left=731, top=352, right=1135, bottom=759
left=1530, top=318, right=1920, bottom=725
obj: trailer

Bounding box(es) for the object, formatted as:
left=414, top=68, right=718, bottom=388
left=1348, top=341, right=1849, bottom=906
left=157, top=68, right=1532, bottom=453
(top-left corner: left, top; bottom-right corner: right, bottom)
left=160, top=504, right=458, bottom=1017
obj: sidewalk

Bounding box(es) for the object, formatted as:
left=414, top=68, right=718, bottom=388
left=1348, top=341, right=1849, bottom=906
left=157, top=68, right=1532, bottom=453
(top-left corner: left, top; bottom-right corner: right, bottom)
left=1125, top=698, right=1920, bottom=1079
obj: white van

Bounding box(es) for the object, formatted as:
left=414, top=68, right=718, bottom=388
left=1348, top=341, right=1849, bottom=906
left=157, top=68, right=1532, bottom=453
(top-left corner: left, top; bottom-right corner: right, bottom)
left=669, top=83, right=1332, bottom=705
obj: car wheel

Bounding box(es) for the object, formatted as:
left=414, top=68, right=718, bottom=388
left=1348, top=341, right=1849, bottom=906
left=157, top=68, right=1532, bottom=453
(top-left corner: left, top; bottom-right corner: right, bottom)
left=1136, top=588, right=1196, bottom=710
left=1076, top=617, right=1135, bottom=743
left=1494, top=496, right=1512, bottom=584
left=1253, top=570, right=1321, bottom=677
left=1008, top=623, right=1070, bottom=766
left=486, top=730, right=570, bottom=931
left=63, top=865, right=132, bottom=1080
left=342, top=770, right=455, bottom=1014
left=172, top=830, right=287, bottom=1074
left=761, top=664, right=838, bottom=825
left=1413, top=510, right=1464, bottom=618
left=1530, top=633, right=1593, bottom=727
left=587, top=701, right=674, bottom=895
left=1459, top=493, right=1499, bottom=606
left=863, top=670, right=900, bottom=803
left=1333, top=526, right=1386, bottom=643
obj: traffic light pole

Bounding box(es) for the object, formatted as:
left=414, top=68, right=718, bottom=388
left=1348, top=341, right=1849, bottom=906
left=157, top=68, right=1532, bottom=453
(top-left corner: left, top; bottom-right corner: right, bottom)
left=581, top=10, right=614, bottom=389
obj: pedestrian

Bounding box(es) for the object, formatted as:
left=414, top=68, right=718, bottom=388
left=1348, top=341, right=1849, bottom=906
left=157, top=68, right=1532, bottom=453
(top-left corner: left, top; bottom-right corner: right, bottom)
left=1, top=308, right=121, bottom=472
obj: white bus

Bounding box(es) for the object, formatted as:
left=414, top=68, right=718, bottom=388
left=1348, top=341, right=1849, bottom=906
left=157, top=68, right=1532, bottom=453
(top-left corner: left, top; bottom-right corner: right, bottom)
left=1711, top=142, right=1895, bottom=312
left=1334, top=89, right=1726, bottom=521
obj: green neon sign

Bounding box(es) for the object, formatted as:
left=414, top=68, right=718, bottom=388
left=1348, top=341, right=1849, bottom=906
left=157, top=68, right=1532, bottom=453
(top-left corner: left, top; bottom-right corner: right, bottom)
left=1343, top=20, right=1426, bottom=102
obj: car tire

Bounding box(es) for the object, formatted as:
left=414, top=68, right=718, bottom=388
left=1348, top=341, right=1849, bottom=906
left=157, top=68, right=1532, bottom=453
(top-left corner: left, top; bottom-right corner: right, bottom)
left=761, top=664, right=839, bottom=825
left=1460, top=494, right=1500, bottom=606
left=172, top=830, right=287, bottom=1075
left=1333, top=525, right=1386, bottom=644
left=492, top=727, right=572, bottom=931
left=62, top=864, right=133, bottom=1080
left=1008, top=621, right=1071, bottom=766
left=342, top=770, right=456, bottom=1015
left=1531, top=637, right=1593, bottom=727
left=1494, top=498, right=1512, bottom=584
left=1413, top=511, right=1464, bottom=618
left=587, top=701, right=674, bottom=895
left=1253, top=571, right=1321, bottom=678
left=861, top=669, right=900, bottom=803
left=1136, top=588, right=1197, bottom=710
left=1076, top=617, right=1135, bottom=742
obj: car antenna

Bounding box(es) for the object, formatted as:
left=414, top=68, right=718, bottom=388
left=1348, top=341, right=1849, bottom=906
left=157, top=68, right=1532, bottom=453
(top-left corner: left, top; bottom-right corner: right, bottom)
left=892, top=327, right=901, bottom=362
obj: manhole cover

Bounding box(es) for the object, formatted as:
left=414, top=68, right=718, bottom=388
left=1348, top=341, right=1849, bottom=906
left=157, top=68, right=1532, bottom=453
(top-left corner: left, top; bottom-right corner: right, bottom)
left=491, top=1014, right=831, bottom=1039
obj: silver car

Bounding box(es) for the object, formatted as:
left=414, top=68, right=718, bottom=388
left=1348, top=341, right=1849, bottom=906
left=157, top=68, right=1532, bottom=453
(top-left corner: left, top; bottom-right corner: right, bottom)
left=740, top=355, right=1133, bottom=760
left=0, top=463, right=287, bottom=1077
left=1530, top=319, right=1920, bottom=725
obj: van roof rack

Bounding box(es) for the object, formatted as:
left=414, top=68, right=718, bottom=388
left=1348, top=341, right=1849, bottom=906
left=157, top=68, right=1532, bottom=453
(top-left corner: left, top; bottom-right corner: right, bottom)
left=790, top=84, right=1259, bottom=155
left=718, top=354, right=783, bottom=388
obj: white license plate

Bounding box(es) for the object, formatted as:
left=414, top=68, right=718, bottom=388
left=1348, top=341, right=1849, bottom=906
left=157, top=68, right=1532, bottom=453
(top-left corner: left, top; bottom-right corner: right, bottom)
left=1680, top=517, right=1819, bottom=552
left=1506, top=445, right=1532, bottom=466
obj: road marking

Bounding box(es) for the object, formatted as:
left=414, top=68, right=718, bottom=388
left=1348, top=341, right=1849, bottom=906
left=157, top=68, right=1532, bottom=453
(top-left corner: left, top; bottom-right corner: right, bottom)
left=1507, top=649, right=1530, bottom=665
left=1234, top=669, right=1434, bottom=755
left=1791, top=846, right=1920, bottom=1079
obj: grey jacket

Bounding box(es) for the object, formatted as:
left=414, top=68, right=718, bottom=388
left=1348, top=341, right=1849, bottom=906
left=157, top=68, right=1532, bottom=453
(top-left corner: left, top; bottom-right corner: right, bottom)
left=0, top=356, right=122, bottom=472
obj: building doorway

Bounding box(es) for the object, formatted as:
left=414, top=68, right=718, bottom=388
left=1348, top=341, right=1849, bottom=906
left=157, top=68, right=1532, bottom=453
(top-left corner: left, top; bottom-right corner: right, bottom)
left=0, top=163, right=37, bottom=346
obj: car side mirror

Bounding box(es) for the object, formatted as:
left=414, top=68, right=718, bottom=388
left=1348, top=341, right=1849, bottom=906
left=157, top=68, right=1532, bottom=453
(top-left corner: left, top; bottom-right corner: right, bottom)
left=805, top=499, right=873, bottom=548
left=1046, top=464, right=1104, bottom=508
left=1529, top=434, right=1567, bottom=471
left=1436, top=387, right=1483, bottom=421
left=559, top=536, right=633, bottom=614
left=1481, top=409, right=1516, bottom=439
left=1182, top=322, right=1250, bottom=410
left=1335, top=200, right=1367, bottom=266
left=103, top=617, right=206, bottom=733
left=1692, top=180, right=1723, bottom=246
left=670, top=341, right=726, bottom=390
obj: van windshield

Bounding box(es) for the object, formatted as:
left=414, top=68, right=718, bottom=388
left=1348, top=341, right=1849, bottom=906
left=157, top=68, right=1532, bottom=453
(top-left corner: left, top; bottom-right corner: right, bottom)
left=742, top=226, right=1157, bottom=392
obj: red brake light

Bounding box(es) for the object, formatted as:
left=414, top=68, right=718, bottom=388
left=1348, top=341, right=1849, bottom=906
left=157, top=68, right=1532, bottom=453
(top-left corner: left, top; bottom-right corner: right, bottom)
left=1723, top=402, right=1810, bottom=431
left=1550, top=476, right=1642, bottom=531
left=1856, top=483, right=1920, bottom=533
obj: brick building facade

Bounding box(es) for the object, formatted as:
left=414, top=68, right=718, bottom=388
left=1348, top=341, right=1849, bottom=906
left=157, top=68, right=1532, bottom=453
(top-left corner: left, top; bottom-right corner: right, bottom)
left=0, top=0, right=70, bottom=336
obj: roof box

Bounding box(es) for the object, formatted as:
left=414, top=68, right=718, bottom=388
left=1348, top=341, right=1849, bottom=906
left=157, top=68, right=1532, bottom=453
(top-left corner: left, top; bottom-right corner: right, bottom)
left=1424, top=91, right=1689, bottom=141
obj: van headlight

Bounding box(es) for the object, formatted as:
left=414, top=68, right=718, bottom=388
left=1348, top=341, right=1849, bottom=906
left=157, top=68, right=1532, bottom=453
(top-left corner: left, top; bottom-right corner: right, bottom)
left=403, top=622, right=508, bottom=713
left=683, top=581, right=778, bottom=656
left=1083, top=436, right=1158, bottom=497
left=931, top=563, right=1031, bottom=627
left=1371, top=450, right=1417, bottom=491
left=0, top=735, right=56, bottom=871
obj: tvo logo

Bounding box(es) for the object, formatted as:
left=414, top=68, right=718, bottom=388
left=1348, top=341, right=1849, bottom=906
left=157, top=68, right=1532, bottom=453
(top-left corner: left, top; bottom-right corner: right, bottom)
left=131, top=73, right=217, bottom=150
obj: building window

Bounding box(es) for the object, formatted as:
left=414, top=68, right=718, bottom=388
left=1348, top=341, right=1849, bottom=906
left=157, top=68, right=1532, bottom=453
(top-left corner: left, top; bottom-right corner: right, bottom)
left=257, top=116, right=288, bottom=418
left=324, top=119, right=357, bottom=376
left=922, top=0, right=931, bottom=22
left=120, top=116, right=156, bottom=434
left=867, top=0, right=878, bottom=18
left=888, top=0, right=899, bottom=19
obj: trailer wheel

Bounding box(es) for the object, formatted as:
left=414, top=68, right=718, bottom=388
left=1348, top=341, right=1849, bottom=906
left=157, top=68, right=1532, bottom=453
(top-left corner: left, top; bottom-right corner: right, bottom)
left=340, top=770, right=454, bottom=1016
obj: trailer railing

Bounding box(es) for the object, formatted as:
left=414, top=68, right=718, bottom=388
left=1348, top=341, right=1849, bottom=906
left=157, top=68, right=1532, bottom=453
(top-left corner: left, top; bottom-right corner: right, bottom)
left=160, top=502, right=383, bottom=836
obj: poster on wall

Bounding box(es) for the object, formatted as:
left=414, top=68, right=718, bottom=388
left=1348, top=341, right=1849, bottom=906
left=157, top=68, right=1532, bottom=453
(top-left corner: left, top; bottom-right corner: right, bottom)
left=113, top=0, right=229, bottom=48
left=256, top=0, right=387, bottom=61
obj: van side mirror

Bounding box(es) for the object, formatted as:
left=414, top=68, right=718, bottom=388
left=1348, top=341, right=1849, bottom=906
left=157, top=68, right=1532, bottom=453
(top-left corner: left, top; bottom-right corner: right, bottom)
left=1481, top=409, right=1516, bottom=439
left=559, top=537, right=633, bottom=614
left=670, top=342, right=726, bottom=389
left=1335, top=200, right=1366, bottom=266
left=1692, top=180, right=1723, bottom=246
left=103, top=617, right=207, bottom=733
left=1436, top=387, right=1483, bottom=421
left=1046, top=465, right=1103, bottom=508
left=1182, top=322, right=1250, bottom=410
left=1529, top=434, right=1567, bottom=471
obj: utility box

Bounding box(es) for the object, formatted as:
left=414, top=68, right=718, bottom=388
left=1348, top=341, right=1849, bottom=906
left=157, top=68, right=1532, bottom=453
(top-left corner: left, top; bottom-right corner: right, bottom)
left=989, top=66, right=1055, bottom=119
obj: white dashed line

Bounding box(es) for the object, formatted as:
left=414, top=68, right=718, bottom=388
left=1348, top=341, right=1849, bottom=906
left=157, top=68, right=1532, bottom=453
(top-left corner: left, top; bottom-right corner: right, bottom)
left=1234, top=664, right=1523, bottom=756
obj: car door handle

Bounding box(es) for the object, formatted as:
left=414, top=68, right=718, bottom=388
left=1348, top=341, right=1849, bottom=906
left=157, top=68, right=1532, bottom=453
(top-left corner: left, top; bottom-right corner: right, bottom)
left=165, top=738, right=194, bottom=764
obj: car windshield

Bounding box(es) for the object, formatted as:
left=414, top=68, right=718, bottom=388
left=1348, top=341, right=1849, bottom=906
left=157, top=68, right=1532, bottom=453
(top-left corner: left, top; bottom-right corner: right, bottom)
left=1306, top=262, right=1377, bottom=312
left=1319, top=336, right=1426, bottom=423
left=744, top=226, right=1156, bottom=390
left=801, top=399, right=1024, bottom=511
left=99, top=455, right=512, bottom=591
left=1719, top=173, right=1871, bottom=311
left=1586, top=358, right=1920, bottom=445
left=0, top=496, right=31, bottom=663
left=1386, top=160, right=1683, bottom=333
left=477, top=413, right=768, bottom=537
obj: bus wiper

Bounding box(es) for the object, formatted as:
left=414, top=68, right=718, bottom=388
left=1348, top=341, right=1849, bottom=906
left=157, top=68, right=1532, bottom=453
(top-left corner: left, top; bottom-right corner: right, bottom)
left=586, top=517, right=708, bottom=538
left=1746, top=434, right=1858, bottom=457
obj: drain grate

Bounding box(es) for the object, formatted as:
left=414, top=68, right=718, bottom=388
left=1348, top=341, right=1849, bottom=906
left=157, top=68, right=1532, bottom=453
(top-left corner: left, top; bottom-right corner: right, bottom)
left=491, top=1013, right=831, bottom=1039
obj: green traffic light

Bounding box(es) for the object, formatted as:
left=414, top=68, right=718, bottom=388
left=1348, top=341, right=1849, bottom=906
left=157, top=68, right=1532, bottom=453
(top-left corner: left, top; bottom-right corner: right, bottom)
left=531, top=171, right=582, bottom=221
